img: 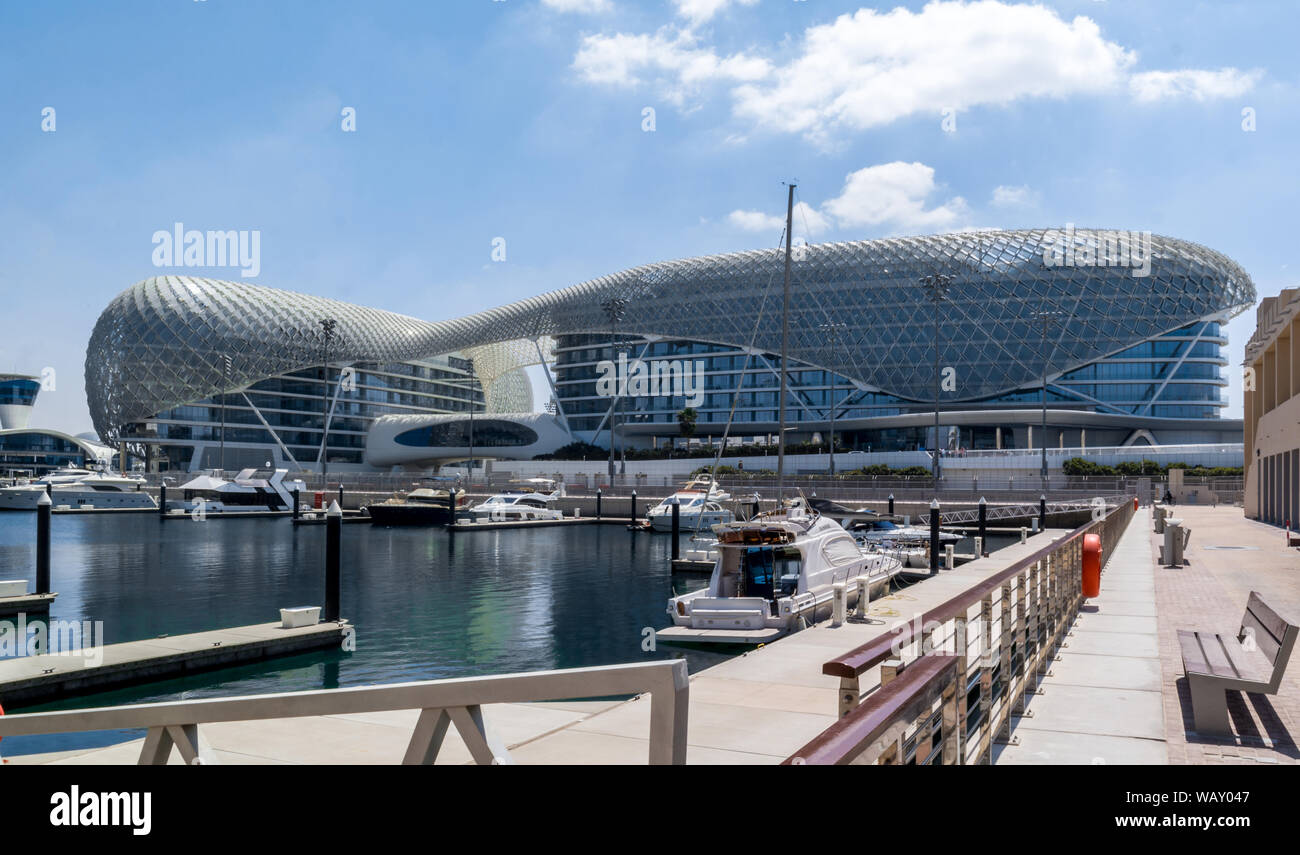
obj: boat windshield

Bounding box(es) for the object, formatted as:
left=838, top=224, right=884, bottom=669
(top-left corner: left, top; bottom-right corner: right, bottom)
left=741, top=546, right=801, bottom=600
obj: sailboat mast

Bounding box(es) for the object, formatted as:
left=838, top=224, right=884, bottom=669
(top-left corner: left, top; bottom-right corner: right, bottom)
left=776, top=183, right=795, bottom=499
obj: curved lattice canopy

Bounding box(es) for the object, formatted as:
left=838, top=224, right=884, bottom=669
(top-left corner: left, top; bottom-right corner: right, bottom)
left=86, top=229, right=1254, bottom=441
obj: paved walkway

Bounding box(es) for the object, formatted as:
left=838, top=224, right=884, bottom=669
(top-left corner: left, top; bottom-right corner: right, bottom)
left=1150, top=506, right=1300, bottom=764
left=996, top=506, right=1167, bottom=764
left=9, top=529, right=1071, bottom=765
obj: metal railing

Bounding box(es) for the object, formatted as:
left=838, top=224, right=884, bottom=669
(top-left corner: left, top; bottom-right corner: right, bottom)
left=0, top=660, right=689, bottom=765
left=785, top=498, right=1137, bottom=765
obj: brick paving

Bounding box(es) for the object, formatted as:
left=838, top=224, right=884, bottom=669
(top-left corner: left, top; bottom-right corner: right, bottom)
left=1151, top=504, right=1300, bottom=764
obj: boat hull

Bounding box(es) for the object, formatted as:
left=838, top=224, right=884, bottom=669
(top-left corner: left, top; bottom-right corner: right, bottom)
left=368, top=503, right=455, bottom=526
left=0, top=489, right=156, bottom=511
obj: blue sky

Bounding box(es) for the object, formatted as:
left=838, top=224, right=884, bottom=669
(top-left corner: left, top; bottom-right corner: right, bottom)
left=1, top=0, right=1294, bottom=435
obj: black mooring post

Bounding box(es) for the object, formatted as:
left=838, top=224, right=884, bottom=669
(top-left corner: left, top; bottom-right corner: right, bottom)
left=1039, top=494, right=1047, bottom=532
left=888, top=493, right=895, bottom=517
left=338, top=485, right=345, bottom=510
left=325, top=501, right=341, bottom=622
left=448, top=488, right=457, bottom=526
left=929, top=498, right=940, bottom=576
left=159, top=483, right=167, bottom=519
left=671, top=500, right=680, bottom=560
left=596, top=488, right=602, bottom=521
left=36, top=492, right=51, bottom=594
left=978, top=495, right=988, bottom=557
left=293, top=487, right=301, bottom=520
left=630, top=490, right=637, bottom=523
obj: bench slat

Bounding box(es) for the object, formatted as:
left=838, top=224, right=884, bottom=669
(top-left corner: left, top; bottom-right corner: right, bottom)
left=1242, top=611, right=1283, bottom=663
left=1178, top=629, right=1212, bottom=676
left=1245, top=591, right=1295, bottom=647
left=1200, top=633, right=1240, bottom=678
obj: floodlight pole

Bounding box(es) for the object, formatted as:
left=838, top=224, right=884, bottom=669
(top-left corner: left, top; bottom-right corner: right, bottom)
left=920, top=274, right=953, bottom=483
left=319, top=318, right=337, bottom=486
left=1035, top=310, right=1062, bottom=487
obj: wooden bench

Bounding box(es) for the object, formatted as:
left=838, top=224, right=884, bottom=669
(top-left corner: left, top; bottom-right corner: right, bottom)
left=1178, top=591, right=1298, bottom=736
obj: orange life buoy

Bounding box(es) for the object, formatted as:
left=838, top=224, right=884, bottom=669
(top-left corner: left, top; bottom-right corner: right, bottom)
left=1082, top=533, right=1102, bottom=598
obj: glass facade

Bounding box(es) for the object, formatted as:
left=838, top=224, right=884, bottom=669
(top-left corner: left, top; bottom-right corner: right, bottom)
left=554, top=319, right=1230, bottom=437
left=126, top=356, right=483, bottom=471
left=0, top=377, right=40, bottom=407
left=0, top=432, right=99, bottom=474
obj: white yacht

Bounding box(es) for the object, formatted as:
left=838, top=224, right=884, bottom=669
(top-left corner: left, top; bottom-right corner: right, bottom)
left=657, top=499, right=904, bottom=645
left=646, top=475, right=735, bottom=532
left=0, top=467, right=156, bottom=511
left=468, top=480, right=564, bottom=522
left=165, top=468, right=308, bottom=515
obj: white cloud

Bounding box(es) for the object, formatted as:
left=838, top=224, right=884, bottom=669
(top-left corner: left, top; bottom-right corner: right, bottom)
left=572, top=28, right=769, bottom=106
left=823, top=163, right=967, bottom=231
left=727, top=201, right=830, bottom=235
left=728, top=162, right=966, bottom=237
left=542, top=0, right=612, bottom=12
left=672, top=0, right=759, bottom=26
left=568, top=1, right=1262, bottom=143
left=1129, top=68, right=1262, bottom=102
left=990, top=184, right=1035, bottom=207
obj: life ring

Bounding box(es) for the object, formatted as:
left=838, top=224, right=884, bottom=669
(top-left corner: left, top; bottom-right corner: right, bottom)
left=1082, top=533, right=1102, bottom=598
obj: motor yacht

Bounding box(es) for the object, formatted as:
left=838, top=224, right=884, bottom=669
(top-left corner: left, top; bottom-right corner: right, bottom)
left=0, top=467, right=156, bottom=511
left=164, top=468, right=308, bottom=515
left=657, top=498, right=903, bottom=645
left=646, top=478, right=735, bottom=532
left=467, top=480, right=564, bottom=522
left=368, top=486, right=471, bottom=526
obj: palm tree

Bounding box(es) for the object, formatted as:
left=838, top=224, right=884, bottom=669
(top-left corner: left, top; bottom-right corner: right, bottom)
left=676, top=408, right=697, bottom=451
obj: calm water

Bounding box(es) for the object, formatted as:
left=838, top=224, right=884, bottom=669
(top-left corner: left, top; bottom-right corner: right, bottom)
left=0, top=512, right=725, bottom=755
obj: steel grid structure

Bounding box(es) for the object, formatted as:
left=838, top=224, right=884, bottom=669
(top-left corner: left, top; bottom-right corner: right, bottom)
left=86, top=229, right=1254, bottom=443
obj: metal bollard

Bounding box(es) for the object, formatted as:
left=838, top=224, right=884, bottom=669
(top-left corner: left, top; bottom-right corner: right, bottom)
left=448, top=488, right=457, bottom=526
left=831, top=582, right=846, bottom=627
left=293, top=487, right=301, bottom=520
left=630, top=490, right=637, bottom=523
left=887, top=494, right=895, bottom=516
left=929, top=499, right=940, bottom=576
left=1039, top=495, right=1047, bottom=532
left=36, top=492, right=51, bottom=594
left=671, top=500, right=680, bottom=560
left=855, top=576, right=870, bottom=618
left=324, top=501, right=341, bottom=622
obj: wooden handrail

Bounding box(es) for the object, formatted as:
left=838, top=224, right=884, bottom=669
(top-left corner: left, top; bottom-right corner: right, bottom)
left=823, top=499, right=1135, bottom=679
left=783, top=653, right=958, bottom=765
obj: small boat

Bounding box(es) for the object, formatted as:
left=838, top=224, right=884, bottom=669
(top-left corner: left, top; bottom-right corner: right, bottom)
left=165, top=468, right=307, bottom=515
left=368, top=486, right=470, bottom=526
left=468, top=480, right=564, bottom=522
left=657, top=498, right=903, bottom=645
left=647, top=479, right=735, bottom=532
left=0, top=466, right=157, bottom=511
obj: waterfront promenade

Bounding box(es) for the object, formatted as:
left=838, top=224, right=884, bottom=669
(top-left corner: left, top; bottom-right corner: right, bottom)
left=10, top=506, right=1300, bottom=764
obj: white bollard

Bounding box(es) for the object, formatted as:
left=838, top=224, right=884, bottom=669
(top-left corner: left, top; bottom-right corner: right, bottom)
left=1031, top=517, right=1040, bottom=533
left=1020, top=527, right=1028, bottom=544
left=974, top=536, right=984, bottom=558
left=831, top=582, right=846, bottom=627
left=855, top=577, right=871, bottom=618
left=944, top=543, right=955, bottom=570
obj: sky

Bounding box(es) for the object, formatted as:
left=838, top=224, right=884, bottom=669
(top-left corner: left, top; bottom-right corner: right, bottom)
left=1, top=0, right=1295, bottom=436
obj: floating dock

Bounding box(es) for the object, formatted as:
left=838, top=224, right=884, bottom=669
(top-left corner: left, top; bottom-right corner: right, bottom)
left=449, top=516, right=640, bottom=532
left=669, top=559, right=714, bottom=574
left=0, top=593, right=56, bottom=617
left=50, top=506, right=157, bottom=515
left=0, top=620, right=352, bottom=708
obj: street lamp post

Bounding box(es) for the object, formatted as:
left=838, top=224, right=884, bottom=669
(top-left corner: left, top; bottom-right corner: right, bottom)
left=1035, top=310, right=1063, bottom=487
left=919, top=274, right=953, bottom=482
left=220, top=353, right=231, bottom=474
left=467, top=358, right=476, bottom=487
left=319, top=318, right=338, bottom=487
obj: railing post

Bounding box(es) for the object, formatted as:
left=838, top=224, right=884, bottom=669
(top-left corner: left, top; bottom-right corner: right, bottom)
left=1014, top=570, right=1029, bottom=713
left=953, top=614, right=969, bottom=763
left=838, top=675, right=860, bottom=718
left=997, top=578, right=1014, bottom=743
left=978, top=592, right=994, bottom=763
